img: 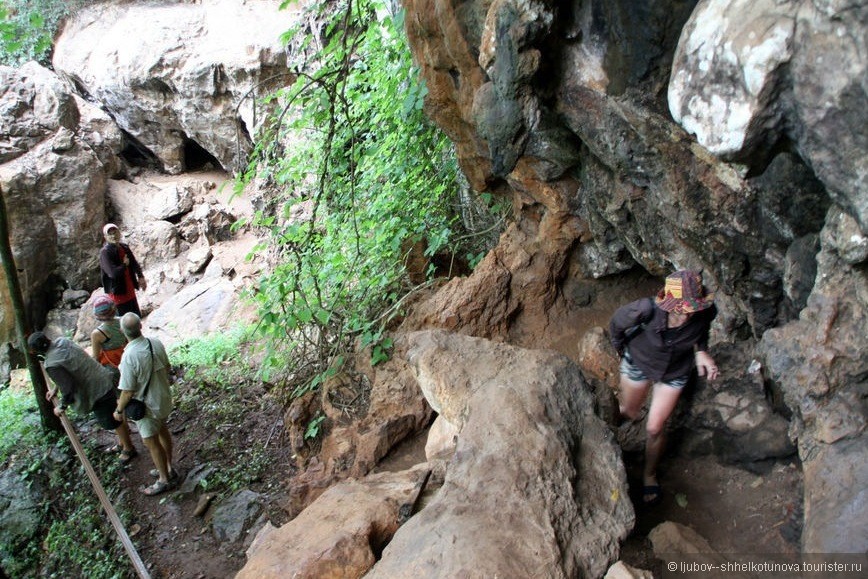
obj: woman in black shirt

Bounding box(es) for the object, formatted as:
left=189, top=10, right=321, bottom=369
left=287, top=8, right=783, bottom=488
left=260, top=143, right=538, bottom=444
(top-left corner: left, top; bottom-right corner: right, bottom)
left=609, top=270, right=719, bottom=505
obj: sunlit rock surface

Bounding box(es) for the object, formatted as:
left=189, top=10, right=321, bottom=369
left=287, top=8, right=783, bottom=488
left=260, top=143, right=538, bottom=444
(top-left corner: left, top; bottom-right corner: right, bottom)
left=52, top=0, right=301, bottom=174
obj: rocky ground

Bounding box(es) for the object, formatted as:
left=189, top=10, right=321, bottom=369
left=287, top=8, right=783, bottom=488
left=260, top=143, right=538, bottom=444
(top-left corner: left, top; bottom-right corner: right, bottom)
left=48, top=172, right=803, bottom=578
left=83, top=313, right=803, bottom=578
left=86, top=404, right=800, bottom=579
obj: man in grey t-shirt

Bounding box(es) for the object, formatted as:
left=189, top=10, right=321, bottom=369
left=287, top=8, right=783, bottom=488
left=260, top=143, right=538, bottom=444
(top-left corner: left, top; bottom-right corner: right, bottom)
left=28, top=332, right=137, bottom=463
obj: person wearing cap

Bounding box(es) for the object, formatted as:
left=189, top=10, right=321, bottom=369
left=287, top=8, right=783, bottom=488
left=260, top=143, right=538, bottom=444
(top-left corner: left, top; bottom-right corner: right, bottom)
left=28, top=331, right=137, bottom=463
left=609, top=270, right=719, bottom=506
left=99, top=223, right=146, bottom=317
left=91, top=295, right=128, bottom=368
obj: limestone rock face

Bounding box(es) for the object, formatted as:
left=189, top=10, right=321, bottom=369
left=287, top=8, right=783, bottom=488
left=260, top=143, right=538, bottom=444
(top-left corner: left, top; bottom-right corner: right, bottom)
left=0, top=62, right=79, bottom=163
left=402, top=0, right=845, bottom=342
left=72, top=94, right=124, bottom=177
left=52, top=0, right=300, bottom=174
left=669, top=0, right=867, bottom=230
left=791, top=2, right=868, bottom=232
left=400, top=0, right=866, bottom=556
left=676, top=342, right=796, bottom=467
left=0, top=62, right=119, bottom=344
left=759, top=206, right=868, bottom=553
left=367, top=330, right=633, bottom=579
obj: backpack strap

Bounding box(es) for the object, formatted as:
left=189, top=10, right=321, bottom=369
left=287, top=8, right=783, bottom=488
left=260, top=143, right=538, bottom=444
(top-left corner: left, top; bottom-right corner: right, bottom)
left=624, top=297, right=656, bottom=342
left=140, top=339, right=155, bottom=400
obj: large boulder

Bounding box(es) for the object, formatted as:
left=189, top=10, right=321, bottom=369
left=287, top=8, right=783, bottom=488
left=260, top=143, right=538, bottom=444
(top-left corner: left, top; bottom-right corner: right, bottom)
left=285, top=347, right=434, bottom=515
left=238, top=468, right=430, bottom=578
left=675, top=341, right=796, bottom=469
left=401, top=0, right=841, bottom=342
left=52, top=0, right=302, bottom=174
left=1, top=136, right=106, bottom=289
left=668, top=0, right=795, bottom=161
left=0, top=468, right=42, bottom=573
left=0, top=62, right=120, bottom=345
left=367, top=330, right=634, bottom=579
left=145, top=275, right=243, bottom=344
left=669, top=0, right=867, bottom=231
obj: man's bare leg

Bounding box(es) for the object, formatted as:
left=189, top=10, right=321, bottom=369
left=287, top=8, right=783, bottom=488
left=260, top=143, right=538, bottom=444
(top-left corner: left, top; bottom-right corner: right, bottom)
left=157, top=423, right=175, bottom=476
left=142, top=435, right=170, bottom=483
left=115, top=420, right=135, bottom=452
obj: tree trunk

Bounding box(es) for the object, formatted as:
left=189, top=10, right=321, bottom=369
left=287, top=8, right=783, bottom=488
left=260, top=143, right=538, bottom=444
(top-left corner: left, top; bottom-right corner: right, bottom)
left=0, top=185, right=61, bottom=432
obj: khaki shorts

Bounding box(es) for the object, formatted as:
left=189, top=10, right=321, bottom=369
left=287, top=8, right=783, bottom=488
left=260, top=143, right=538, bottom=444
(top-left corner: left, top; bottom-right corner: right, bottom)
left=134, top=415, right=164, bottom=439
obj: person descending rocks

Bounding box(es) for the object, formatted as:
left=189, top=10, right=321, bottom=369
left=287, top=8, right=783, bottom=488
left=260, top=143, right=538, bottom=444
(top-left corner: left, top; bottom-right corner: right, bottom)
left=29, top=331, right=138, bottom=463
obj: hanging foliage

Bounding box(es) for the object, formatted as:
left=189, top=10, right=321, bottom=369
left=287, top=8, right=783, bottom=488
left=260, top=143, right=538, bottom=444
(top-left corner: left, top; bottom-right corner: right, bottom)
left=236, top=0, right=471, bottom=396
left=0, top=0, right=82, bottom=66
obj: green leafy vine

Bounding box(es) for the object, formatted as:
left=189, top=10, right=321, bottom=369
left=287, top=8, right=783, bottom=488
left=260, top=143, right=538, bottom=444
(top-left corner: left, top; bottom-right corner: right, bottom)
left=235, top=0, right=473, bottom=398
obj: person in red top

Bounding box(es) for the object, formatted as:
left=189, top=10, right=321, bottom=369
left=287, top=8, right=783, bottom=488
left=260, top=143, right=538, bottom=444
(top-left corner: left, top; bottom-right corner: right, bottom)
left=99, top=223, right=147, bottom=317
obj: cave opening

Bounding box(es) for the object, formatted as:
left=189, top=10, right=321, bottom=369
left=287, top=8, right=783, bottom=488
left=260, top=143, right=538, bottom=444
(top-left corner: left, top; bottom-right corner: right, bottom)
left=119, top=131, right=161, bottom=169
left=183, top=138, right=223, bottom=172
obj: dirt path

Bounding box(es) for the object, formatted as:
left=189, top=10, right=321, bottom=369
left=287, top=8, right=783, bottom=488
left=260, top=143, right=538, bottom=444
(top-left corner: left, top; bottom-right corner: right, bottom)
left=620, top=454, right=802, bottom=573
left=94, top=396, right=292, bottom=579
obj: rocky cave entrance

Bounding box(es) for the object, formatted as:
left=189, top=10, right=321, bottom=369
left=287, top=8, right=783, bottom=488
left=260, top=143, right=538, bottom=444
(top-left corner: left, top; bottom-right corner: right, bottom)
left=183, top=138, right=223, bottom=172
left=119, top=131, right=161, bottom=170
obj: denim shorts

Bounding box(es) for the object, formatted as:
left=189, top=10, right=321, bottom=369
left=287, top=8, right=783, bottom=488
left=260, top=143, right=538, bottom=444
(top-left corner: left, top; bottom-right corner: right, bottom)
left=620, top=349, right=688, bottom=389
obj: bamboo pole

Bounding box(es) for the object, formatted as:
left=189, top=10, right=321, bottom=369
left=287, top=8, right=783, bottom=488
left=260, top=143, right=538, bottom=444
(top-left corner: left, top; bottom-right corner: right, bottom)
left=45, top=385, right=152, bottom=579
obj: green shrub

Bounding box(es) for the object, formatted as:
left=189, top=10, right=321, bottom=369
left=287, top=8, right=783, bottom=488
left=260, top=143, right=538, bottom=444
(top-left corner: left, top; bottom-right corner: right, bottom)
left=0, top=389, right=134, bottom=578
left=169, top=326, right=250, bottom=382
left=0, top=387, right=43, bottom=465
left=236, top=0, right=467, bottom=398
left=0, top=0, right=82, bottom=66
